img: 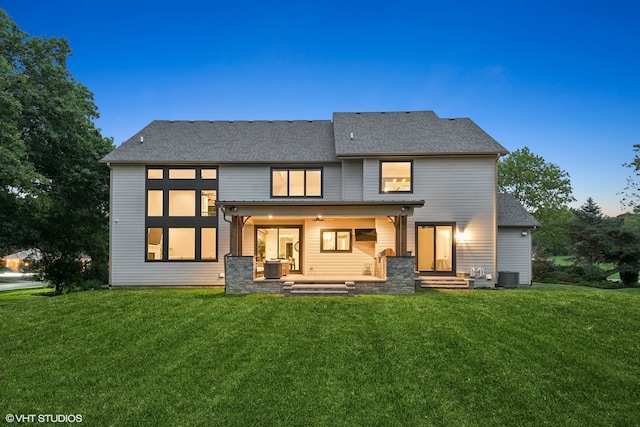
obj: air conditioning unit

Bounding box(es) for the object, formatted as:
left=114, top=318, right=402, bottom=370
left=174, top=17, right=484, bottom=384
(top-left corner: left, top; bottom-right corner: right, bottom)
left=497, top=271, right=519, bottom=288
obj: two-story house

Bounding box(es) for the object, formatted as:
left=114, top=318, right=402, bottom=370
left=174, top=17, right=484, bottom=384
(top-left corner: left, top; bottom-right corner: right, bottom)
left=101, top=111, right=538, bottom=294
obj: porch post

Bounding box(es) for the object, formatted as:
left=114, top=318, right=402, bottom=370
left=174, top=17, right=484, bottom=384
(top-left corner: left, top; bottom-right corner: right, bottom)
left=395, top=215, right=408, bottom=256
left=230, top=215, right=244, bottom=256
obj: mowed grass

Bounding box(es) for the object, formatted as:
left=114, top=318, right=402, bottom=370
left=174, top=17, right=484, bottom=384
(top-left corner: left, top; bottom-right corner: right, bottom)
left=1, top=286, right=639, bottom=426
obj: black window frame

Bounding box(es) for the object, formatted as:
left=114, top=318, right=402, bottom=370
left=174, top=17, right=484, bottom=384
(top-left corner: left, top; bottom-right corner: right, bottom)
left=415, top=222, right=457, bottom=274
left=320, top=229, right=353, bottom=253
left=270, top=167, right=323, bottom=198
left=145, top=166, right=219, bottom=262
left=379, top=160, right=413, bottom=194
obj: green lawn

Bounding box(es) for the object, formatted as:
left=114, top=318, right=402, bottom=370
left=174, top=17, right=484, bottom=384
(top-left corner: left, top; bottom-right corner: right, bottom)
left=1, top=286, right=639, bottom=426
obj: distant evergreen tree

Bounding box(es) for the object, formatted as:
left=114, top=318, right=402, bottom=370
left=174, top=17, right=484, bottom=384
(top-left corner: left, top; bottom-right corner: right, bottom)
left=601, top=215, right=640, bottom=286
left=569, top=197, right=604, bottom=265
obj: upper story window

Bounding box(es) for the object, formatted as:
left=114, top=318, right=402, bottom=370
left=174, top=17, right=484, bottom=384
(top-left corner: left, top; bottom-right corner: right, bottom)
left=380, top=161, right=412, bottom=193
left=201, top=169, right=217, bottom=179
left=271, top=168, right=322, bottom=198
left=147, top=169, right=163, bottom=179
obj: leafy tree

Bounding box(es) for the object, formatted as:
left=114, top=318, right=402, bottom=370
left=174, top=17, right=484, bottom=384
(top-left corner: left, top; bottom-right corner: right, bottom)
left=620, top=143, right=640, bottom=213
left=0, top=9, right=113, bottom=293
left=498, top=146, right=576, bottom=253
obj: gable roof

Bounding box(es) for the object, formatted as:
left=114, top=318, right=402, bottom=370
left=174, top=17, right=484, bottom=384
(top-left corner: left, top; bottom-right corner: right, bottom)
left=333, top=111, right=509, bottom=157
left=497, top=193, right=541, bottom=228
left=101, top=111, right=509, bottom=164
left=101, top=120, right=337, bottom=164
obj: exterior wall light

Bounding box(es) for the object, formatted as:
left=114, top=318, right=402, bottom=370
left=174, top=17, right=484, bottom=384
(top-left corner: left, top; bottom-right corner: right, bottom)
left=457, top=230, right=468, bottom=243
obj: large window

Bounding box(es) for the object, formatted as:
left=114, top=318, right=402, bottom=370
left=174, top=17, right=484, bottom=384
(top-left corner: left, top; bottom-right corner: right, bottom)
left=145, top=167, right=218, bottom=261
left=380, top=161, right=412, bottom=193
left=321, top=229, right=352, bottom=253
left=271, top=168, right=322, bottom=197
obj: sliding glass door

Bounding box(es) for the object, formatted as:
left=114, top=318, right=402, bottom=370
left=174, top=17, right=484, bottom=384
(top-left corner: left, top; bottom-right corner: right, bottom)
left=416, top=223, right=455, bottom=273
left=256, top=226, right=301, bottom=273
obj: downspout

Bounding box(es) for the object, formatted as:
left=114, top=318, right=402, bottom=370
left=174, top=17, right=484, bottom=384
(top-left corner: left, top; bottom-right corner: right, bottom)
left=107, top=162, right=113, bottom=288
left=220, top=206, right=233, bottom=287
left=221, top=206, right=233, bottom=259
left=493, top=153, right=500, bottom=286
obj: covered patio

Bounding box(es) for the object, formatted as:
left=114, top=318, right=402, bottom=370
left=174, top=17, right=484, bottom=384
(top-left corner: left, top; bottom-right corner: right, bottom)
left=217, top=200, right=424, bottom=294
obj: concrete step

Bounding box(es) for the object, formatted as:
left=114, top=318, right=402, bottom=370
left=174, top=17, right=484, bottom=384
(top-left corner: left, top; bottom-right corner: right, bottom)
left=417, top=276, right=474, bottom=289
left=283, top=282, right=356, bottom=296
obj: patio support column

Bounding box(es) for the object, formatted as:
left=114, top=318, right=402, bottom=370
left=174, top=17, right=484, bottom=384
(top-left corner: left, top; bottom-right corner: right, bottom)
left=230, top=215, right=244, bottom=256
left=394, top=215, right=408, bottom=256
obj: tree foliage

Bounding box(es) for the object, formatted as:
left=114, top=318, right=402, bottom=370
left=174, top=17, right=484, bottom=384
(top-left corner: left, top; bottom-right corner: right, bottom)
left=568, top=197, right=604, bottom=265
left=498, top=146, right=576, bottom=253
left=599, top=214, right=640, bottom=286
left=498, top=147, right=575, bottom=213
left=0, top=10, right=114, bottom=293
left=567, top=198, right=640, bottom=287
left=620, top=143, right=640, bottom=213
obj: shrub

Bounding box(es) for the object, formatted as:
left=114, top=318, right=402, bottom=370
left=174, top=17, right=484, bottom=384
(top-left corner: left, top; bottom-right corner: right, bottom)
left=534, top=263, right=621, bottom=289
left=532, top=259, right=554, bottom=281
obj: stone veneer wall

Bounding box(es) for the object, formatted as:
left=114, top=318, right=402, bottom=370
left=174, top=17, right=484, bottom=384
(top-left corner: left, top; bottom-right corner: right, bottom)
left=224, top=255, right=415, bottom=295
left=224, top=256, right=281, bottom=295
left=355, top=256, right=415, bottom=294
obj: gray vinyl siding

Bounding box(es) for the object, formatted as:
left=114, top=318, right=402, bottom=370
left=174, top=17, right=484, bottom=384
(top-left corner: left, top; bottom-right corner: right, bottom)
left=498, top=228, right=533, bottom=285
left=110, top=156, right=501, bottom=285
left=363, top=157, right=497, bottom=281
left=109, top=164, right=225, bottom=287
left=323, top=164, right=342, bottom=200
left=412, top=157, right=497, bottom=281
left=342, top=159, right=363, bottom=201
left=218, top=163, right=342, bottom=201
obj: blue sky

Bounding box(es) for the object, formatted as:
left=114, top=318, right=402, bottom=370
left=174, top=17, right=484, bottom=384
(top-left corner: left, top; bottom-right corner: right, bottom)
left=3, top=0, right=639, bottom=215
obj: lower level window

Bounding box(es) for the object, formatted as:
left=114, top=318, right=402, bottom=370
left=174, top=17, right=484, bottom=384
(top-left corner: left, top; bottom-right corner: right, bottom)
left=169, top=228, right=195, bottom=260
left=321, top=229, right=352, bottom=252
left=201, top=228, right=217, bottom=260
left=147, top=228, right=163, bottom=260
left=147, top=227, right=217, bottom=261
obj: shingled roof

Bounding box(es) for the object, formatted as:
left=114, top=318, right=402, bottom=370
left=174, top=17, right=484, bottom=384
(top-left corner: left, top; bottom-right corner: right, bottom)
left=101, top=120, right=337, bottom=164
left=497, top=193, right=541, bottom=228
left=101, top=111, right=509, bottom=163
left=333, top=111, right=508, bottom=157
